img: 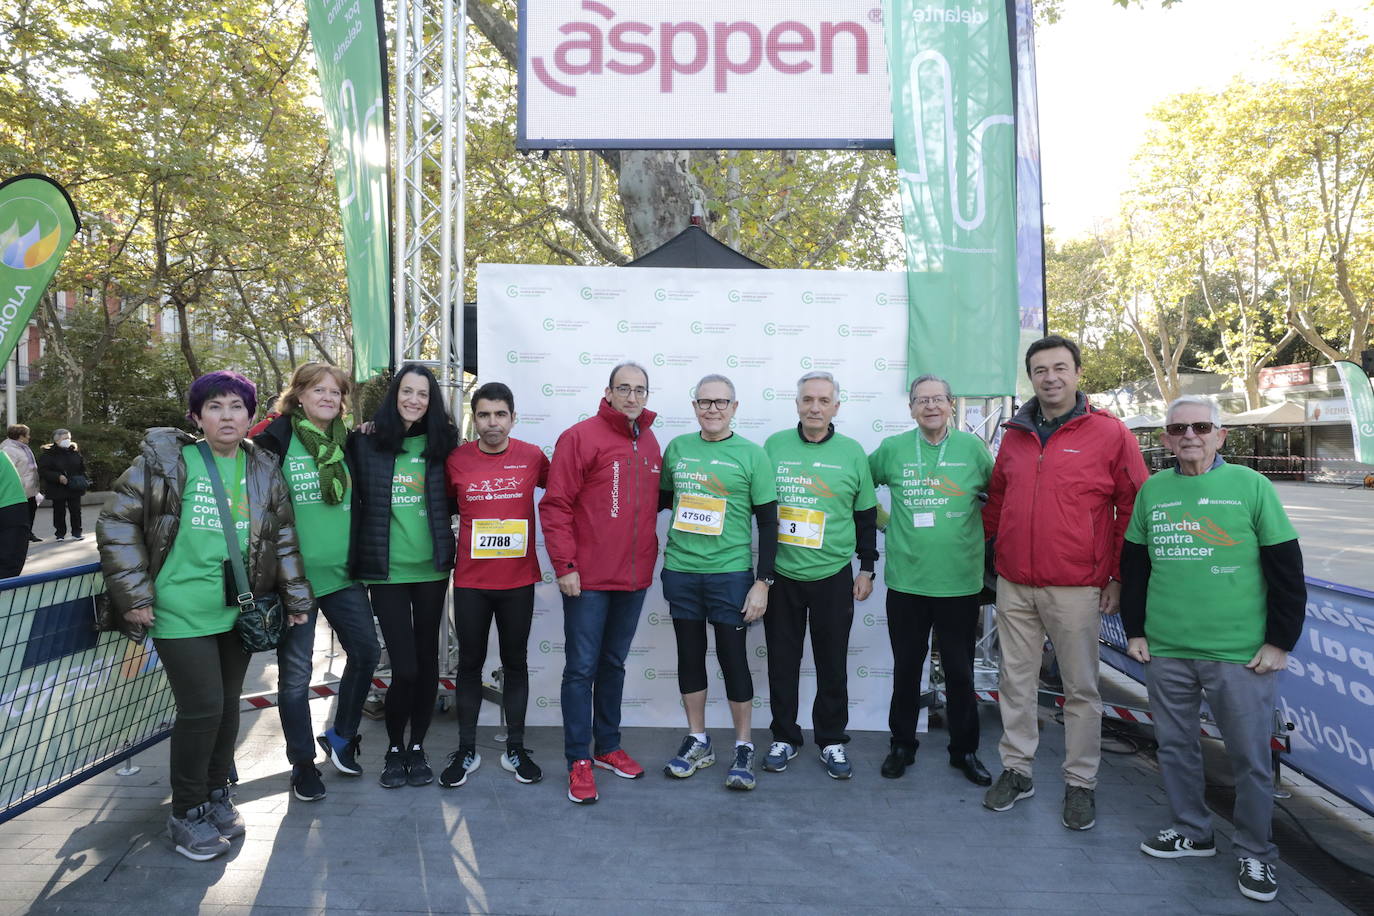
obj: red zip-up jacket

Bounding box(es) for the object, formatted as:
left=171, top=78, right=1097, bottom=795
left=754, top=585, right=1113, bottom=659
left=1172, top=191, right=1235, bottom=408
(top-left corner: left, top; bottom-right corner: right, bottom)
left=982, top=399, right=1148, bottom=588
left=539, top=399, right=662, bottom=591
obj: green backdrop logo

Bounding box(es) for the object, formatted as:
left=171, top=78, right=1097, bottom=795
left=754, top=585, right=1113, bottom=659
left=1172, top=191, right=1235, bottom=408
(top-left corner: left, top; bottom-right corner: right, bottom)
left=578, top=352, right=591, bottom=365
left=541, top=384, right=554, bottom=397
left=538, top=640, right=552, bottom=654
left=875, top=292, right=889, bottom=305
left=762, top=388, right=777, bottom=401
left=0, top=200, right=62, bottom=270
left=857, top=666, right=870, bottom=678
left=654, top=289, right=667, bottom=301
left=542, top=317, right=555, bottom=331
left=863, top=613, right=876, bottom=627
left=837, top=324, right=851, bottom=337
left=726, top=354, right=739, bottom=368
left=616, top=319, right=630, bottom=333
left=874, top=358, right=888, bottom=371
left=644, top=668, right=657, bottom=680
left=763, top=322, right=777, bottom=336
left=728, top=290, right=742, bottom=303
left=541, top=446, right=554, bottom=458
left=872, top=419, right=884, bottom=432
left=579, top=286, right=592, bottom=300
left=505, top=284, right=519, bottom=297
left=536, top=696, right=551, bottom=708
left=752, top=696, right=763, bottom=708
left=802, top=291, right=815, bottom=304
left=800, top=356, right=814, bottom=370
left=690, top=320, right=704, bottom=334
left=541, top=570, right=554, bottom=582
left=754, top=644, right=767, bottom=659
left=652, top=353, right=666, bottom=367
left=506, top=350, right=519, bottom=364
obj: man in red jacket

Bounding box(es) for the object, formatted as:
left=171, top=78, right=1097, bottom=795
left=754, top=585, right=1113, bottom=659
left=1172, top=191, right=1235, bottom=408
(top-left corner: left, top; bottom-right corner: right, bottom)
left=981, top=336, right=1148, bottom=831
left=539, top=361, right=663, bottom=804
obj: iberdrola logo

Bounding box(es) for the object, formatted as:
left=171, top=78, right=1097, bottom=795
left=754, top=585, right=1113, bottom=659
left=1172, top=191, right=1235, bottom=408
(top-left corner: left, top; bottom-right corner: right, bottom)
left=0, top=200, right=62, bottom=270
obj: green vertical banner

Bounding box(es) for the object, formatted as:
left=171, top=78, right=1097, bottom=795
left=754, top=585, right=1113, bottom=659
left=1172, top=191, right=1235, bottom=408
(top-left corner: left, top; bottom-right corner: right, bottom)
left=1334, top=360, right=1374, bottom=464
left=306, top=0, right=392, bottom=382
left=887, top=0, right=1019, bottom=397
left=0, top=175, right=80, bottom=367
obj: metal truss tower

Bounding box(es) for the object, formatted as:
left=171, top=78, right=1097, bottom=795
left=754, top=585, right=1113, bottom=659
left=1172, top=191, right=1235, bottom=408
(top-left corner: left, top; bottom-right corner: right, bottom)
left=393, top=0, right=466, bottom=414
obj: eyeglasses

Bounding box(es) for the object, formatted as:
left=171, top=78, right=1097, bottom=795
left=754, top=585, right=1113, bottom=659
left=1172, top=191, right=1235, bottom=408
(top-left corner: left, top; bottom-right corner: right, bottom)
left=1164, top=421, right=1217, bottom=436
left=910, top=395, right=950, bottom=407
left=612, top=385, right=649, bottom=398
left=694, top=398, right=733, bottom=411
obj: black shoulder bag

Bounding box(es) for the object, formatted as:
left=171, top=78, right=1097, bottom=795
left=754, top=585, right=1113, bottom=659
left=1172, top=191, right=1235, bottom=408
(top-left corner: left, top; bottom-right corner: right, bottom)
left=198, top=442, right=283, bottom=653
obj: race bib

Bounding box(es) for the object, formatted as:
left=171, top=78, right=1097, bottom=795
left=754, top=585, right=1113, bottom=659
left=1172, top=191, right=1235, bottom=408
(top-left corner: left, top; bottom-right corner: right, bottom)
left=673, top=493, right=727, bottom=536
left=778, top=504, right=825, bottom=549
left=913, top=512, right=936, bottom=528
left=471, top=519, right=528, bottom=558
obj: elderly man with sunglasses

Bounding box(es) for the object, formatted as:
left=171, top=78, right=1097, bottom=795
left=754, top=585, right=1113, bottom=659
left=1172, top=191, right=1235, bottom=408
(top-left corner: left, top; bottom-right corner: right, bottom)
left=1120, top=396, right=1306, bottom=904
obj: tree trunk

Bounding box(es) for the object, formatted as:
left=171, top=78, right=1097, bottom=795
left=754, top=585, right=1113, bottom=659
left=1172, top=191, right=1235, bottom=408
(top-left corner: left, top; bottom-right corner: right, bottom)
left=617, top=151, right=700, bottom=257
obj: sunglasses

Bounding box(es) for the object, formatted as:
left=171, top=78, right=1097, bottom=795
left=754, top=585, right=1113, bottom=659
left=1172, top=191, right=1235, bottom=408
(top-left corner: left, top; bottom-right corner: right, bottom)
left=1164, top=421, right=1217, bottom=436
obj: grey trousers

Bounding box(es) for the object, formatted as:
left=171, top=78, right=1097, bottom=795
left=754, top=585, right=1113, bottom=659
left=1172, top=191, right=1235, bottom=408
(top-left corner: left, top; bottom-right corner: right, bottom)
left=1145, top=655, right=1278, bottom=862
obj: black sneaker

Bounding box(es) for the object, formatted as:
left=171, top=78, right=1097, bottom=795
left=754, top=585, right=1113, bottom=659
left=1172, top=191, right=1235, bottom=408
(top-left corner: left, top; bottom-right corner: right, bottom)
left=880, top=745, right=916, bottom=779
left=1237, top=857, right=1278, bottom=902
left=291, top=763, right=326, bottom=801
left=502, top=746, right=543, bottom=784
left=317, top=729, right=363, bottom=777
left=1140, top=828, right=1216, bottom=859
left=440, top=748, right=481, bottom=787
left=379, top=749, right=409, bottom=788
left=406, top=746, right=433, bottom=786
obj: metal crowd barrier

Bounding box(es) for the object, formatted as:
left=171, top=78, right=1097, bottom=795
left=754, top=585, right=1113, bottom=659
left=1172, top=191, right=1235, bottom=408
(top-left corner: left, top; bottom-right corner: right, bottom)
left=0, top=563, right=176, bottom=825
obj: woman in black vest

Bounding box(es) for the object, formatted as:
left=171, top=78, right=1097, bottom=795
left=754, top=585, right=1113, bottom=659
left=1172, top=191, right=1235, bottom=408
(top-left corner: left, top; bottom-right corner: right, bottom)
left=347, top=364, right=457, bottom=788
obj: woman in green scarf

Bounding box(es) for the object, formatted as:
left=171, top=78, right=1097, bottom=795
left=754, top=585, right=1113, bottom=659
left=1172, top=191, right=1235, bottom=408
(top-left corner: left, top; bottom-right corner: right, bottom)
left=255, top=363, right=381, bottom=803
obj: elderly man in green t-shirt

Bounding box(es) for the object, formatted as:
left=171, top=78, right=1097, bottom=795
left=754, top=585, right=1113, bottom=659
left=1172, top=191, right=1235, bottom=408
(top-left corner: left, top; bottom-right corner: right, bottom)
left=869, top=374, right=993, bottom=785
left=1120, top=395, right=1306, bottom=905
left=762, top=371, right=878, bottom=780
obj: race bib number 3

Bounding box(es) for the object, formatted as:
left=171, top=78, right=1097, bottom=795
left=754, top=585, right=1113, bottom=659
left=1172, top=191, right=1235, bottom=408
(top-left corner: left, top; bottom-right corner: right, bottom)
left=471, top=519, right=528, bottom=558
left=673, top=493, right=727, bottom=536
left=778, top=504, right=825, bottom=549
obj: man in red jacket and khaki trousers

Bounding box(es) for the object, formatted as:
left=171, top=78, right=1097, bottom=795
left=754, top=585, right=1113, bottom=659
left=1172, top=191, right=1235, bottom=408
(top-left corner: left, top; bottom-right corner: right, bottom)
left=981, top=336, right=1148, bottom=831
left=540, top=361, right=663, bottom=804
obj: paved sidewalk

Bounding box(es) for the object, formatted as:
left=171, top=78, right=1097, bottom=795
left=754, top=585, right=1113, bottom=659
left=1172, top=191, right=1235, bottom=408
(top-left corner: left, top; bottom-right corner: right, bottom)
left=2, top=703, right=1356, bottom=915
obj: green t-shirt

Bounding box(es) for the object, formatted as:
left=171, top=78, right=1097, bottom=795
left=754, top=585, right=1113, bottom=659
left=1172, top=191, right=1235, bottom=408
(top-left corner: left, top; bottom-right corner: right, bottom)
left=151, top=446, right=249, bottom=638
left=284, top=433, right=353, bottom=597
left=662, top=433, right=776, bottom=574
left=1124, top=462, right=1298, bottom=663
left=764, top=427, right=877, bottom=581
left=868, top=429, right=993, bottom=597
left=0, top=452, right=26, bottom=509
left=366, top=434, right=446, bottom=584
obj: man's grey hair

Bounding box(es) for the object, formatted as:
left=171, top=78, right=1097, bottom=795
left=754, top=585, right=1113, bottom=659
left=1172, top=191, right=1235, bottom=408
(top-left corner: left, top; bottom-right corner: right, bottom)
left=908, top=374, right=953, bottom=402
left=694, top=373, right=736, bottom=400
left=796, top=370, right=840, bottom=399
left=608, top=361, right=650, bottom=391
left=1164, top=395, right=1222, bottom=427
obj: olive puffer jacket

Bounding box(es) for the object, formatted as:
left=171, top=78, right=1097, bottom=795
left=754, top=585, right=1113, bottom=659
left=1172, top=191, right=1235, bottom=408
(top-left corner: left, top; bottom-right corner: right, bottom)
left=96, top=427, right=314, bottom=616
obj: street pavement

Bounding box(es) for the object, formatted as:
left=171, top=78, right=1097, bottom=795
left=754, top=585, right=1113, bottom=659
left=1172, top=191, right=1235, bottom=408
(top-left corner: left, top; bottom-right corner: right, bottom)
left=2, top=483, right=1370, bottom=913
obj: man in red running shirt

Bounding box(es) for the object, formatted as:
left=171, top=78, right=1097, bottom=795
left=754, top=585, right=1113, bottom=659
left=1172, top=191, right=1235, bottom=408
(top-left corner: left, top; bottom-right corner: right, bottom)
left=440, top=382, right=549, bottom=789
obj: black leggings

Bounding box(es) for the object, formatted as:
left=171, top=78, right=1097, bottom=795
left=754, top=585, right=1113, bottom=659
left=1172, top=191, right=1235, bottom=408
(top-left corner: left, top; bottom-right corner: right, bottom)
left=370, top=579, right=448, bottom=748
left=453, top=585, right=534, bottom=748
left=673, top=618, right=753, bottom=703
left=154, top=630, right=250, bottom=814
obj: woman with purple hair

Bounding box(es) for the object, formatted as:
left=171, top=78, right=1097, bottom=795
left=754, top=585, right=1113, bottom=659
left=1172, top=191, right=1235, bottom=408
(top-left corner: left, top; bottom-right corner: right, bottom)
left=97, top=371, right=315, bottom=862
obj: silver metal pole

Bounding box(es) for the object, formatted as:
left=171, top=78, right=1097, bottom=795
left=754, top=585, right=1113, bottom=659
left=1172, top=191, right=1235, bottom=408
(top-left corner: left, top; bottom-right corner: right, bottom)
left=5, top=350, right=16, bottom=426
left=392, top=0, right=408, bottom=372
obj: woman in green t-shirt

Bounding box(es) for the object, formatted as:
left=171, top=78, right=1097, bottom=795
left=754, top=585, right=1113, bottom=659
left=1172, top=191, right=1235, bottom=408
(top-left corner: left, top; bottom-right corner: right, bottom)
left=97, top=371, right=314, bottom=863
left=346, top=365, right=458, bottom=789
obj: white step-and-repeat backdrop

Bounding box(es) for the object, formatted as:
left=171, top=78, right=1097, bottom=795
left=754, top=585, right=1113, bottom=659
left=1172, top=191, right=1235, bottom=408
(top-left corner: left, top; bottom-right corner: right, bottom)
left=475, top=263, right=932, bottom=733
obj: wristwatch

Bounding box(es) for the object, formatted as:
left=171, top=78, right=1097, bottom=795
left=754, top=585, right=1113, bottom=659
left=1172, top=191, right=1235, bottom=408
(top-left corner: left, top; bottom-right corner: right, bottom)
left=756, top=576, right=775, bottom=587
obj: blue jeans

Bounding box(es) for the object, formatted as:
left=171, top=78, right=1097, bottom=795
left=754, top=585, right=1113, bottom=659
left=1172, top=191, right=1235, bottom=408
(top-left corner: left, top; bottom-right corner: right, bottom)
left=277, top=583, right=381, bottom=765
left=560, top=588, right=646, bottom=765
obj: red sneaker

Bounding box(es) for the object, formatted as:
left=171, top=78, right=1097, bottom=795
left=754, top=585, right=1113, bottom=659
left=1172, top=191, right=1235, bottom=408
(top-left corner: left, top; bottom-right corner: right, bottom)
left=568, top=759, right=598, bottom=804
left=593, top=749, right=645, bottom=779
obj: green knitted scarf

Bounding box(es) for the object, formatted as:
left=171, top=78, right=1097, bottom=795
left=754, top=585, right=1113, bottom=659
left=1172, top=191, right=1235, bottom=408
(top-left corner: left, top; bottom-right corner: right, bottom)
left=290, top=411, right=349, bottom=505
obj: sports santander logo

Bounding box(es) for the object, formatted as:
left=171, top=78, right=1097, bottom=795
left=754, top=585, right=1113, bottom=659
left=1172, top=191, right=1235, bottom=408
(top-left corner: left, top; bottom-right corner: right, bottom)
left=530, top=0, right=876, bottom=97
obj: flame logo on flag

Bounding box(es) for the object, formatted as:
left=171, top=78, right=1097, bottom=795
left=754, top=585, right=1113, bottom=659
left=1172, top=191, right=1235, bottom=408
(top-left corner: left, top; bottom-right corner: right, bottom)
left=0, top=220, right=62, bottom=270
